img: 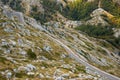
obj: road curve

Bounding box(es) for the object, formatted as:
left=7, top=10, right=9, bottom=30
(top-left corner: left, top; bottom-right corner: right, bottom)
left=46, top=34, right=120, bottom=80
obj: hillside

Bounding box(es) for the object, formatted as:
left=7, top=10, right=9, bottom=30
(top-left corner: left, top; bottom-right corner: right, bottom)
left=0, top=0, right=120, bottom=80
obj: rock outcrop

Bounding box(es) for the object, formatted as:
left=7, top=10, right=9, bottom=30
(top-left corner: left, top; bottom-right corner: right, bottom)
left=21, top=0, right=44, bottom=15
left=86, top=8, right=114, bottom=26
left=3, top=6, right=25, bottom=24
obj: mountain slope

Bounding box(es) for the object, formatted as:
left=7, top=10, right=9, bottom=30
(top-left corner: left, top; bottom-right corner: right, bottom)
left=0, top=0, right=120, bottom=80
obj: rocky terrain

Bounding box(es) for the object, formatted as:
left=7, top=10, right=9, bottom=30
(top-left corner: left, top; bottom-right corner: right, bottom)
left=0, top=0, right=120, bottom=80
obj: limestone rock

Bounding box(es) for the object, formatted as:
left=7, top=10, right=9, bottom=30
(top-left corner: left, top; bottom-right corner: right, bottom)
left=26, top=64, right=36, bottom=71
left=39, top=73, right=44, bottom=78
left=19, top=48, right=27, bottom=56
left=27, top=72, right=35, bottom=76
left=113, top=28, right=120, bottom=38
left=4, top=27, right=13, bottom=32
left=86, top=16, right=109, bottom=26
left=43, top=45, right=53, bottom=52
left=3, top=6, right=25, bottom=24
left=86, top=8, right=114, bottom=26
left=18, top=64, right=36, bottom=73
left=55, top=76, right=64, bottom=80
left=4, top=70, right=12, bottom=79
left=25, top=16, right=44, bottom=31
left=65, top=20, right=83, bottom=28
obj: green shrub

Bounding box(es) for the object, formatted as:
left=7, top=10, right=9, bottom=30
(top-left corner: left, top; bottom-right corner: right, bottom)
left=75, top=25, right=113, bottom=38
left=63, top=0, right=98, bottom=20
left=107, top=37, right=120, bottom=49
left=1, top=0, right=25, bottom=12
left=15, top=72, right=26, bottom=78
left=27, top=49, right=37, bottom=60
left=75, top=25, right=120, bottom=49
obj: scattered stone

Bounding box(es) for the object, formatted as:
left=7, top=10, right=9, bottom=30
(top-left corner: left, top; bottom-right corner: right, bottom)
left=43, top=45, right=52, bottom=52
left=26, top=64, right=36, bottom=71
left=5, top=71, right=12, bottom=79
left=25, top=29, right=31, bottom=36
left=27, top=72, right=35, bottom=76
left=1, top=39, right=8, bottom=46
left=18, top=64, right=36, bottom=73
left=85, top=75, right=93, bottom=79
left=19, top=49, right=27, bottom=56
left=55, top=76, right=64, bottom=80
left=17, top=39, right=24, bottom=47
left=41, top=67, right=45, bottom=70
left=61, top=64, right=72, bottom=69
left=65, top=20, right=83, bottom=28
left=113, top=28, right=120, bottom=38
left=60, top=54, right=66, bottom=58
left=4, top=27, right=13, bottom=32
left=9, top=40, right=16, bottom=46
left=39, top=56, right=48, bottom=61
left=4, top=49, right=11, bottom=54
left=61, top=73, right=69, bottom=78
left=39, top=73, right=44, bottom=78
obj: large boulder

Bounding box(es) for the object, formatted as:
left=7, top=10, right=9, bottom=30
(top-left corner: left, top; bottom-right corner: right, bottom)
left=86, top=8, right=114, bottom=26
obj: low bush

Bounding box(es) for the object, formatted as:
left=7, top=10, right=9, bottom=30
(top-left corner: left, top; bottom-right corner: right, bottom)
left=101, top=0, right=120, bottom=17
left=75, top=25, right=113, bottom=38
left=63, top=0, right=98, bottom=20
left=1, top=0, right=24, bottom=12
left=27, top=49, right=37, bottom=60
left=107, top=37, right=120, bottom=49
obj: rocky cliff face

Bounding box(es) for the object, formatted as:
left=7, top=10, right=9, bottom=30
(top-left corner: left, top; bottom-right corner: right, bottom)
left=0, top=0, right=120, bottom=80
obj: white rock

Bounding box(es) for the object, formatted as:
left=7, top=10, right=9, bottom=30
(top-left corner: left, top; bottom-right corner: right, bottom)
left=43, top=45, right=52, bottom=52
left=39, top=73, right=44, bottom=78
left=9, top=40, right=16, bottom=46
left=6, top=72, right=12, bottom=79
left=85, top=75, right=93, bottom=79
left=19, top=49, right=27, bottom=56
left=18, top=64, right=36, bottom=72
left=94, top=77, right=98, bottom=80
left=27, top=72, right=35, bottom=76
left=26, top=64, right=36, bottom=71
left=60, top=54, right=66, bottom=58
left=41, top=67, right=45, bottom=69
left=4, top=27, right=13, bottom=32
left=61, top=73, right=69, bottom=78
left=18, top=39, right=24, bottom=46
left=1, top=39, right=8, bottom=46
left=55, top=76, right=64, bottom=80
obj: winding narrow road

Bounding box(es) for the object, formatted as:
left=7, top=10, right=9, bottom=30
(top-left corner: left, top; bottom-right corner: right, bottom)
left=46, top=33, right=120, bottom=80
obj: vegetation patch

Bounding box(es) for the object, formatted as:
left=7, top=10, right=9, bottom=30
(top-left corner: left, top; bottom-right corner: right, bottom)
left=63, top=0, right=98, bottom=20
left=27, top=49, right=37, bottom=60
left=75, top=25, right=113, bottom=39
left=101, top=0, right=120, bottom=17
left=1, top=0, right=24, bottom=12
